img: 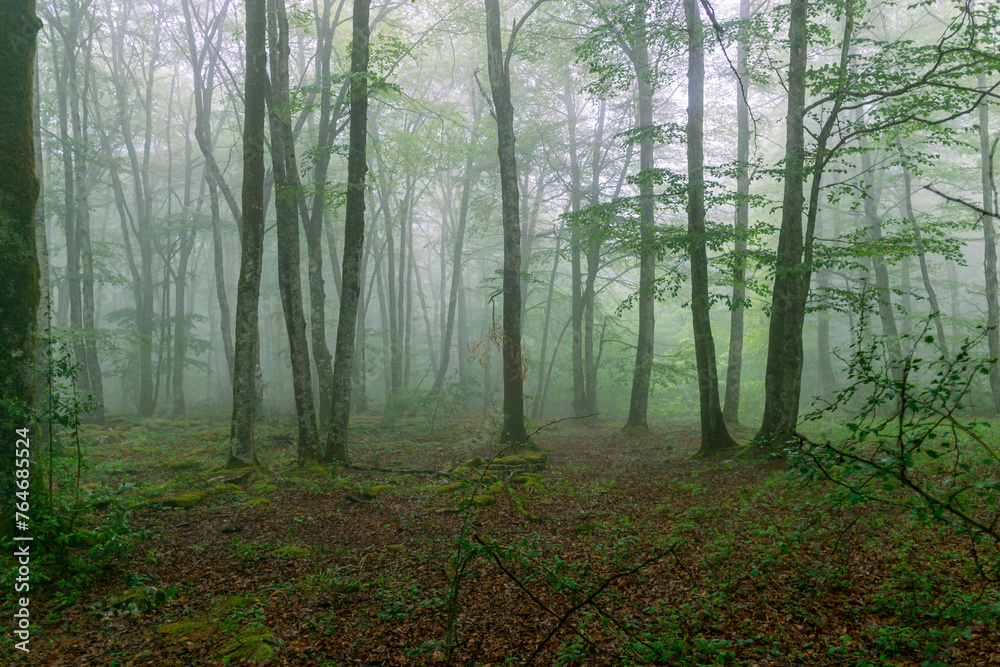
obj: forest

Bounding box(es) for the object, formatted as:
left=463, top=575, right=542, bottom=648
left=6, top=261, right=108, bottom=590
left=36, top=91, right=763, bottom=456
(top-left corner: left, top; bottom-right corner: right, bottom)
left=1, top=0, right=999, bottom=664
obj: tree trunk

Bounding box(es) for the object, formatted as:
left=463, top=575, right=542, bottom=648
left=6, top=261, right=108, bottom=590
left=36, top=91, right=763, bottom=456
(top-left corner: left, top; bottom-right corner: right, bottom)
left=229, top=0, right=268, bottom=468
left=325, top=0, right=371, bottom=463
left=685, top=0, right=738, bottom=455
left=566, top=86, right=586, bottom=419
left=582, top=100, right=606, bottom=419
left=484, top=0, right=529, bottom=445
left=172, top=231, right=196, bottom=415
left=0, top=0, right=42, bottom=537
left=754, top=0, right=809, bottom=449
left=623, top=12, right=655, bottom=433
left=723, top=0, right=750, bottom=426
left=978, top=73, right=999, bottom=413
left=900, top=158, right=948, bottom=358
left=267, top=0, right=320, bottom=460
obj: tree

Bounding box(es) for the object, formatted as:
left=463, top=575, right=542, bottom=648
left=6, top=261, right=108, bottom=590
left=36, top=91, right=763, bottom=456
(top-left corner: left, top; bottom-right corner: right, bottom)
left=0, top=0, right=42, bottom=535
left=229, top=0, right=268, bottom=468
left=325, top=0, right=371, bottom=463
left=684, top=0, right=737, bottom=456
left=266, top=0, right=320, bottom=461
left=483, top=0, right=547, bottom=445
left=722, top=0, right=750, bottom=426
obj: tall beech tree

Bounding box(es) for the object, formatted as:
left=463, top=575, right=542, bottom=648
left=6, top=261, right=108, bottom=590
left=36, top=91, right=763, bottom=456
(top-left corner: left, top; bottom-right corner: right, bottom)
left=266, top=0, right=320, bottom=460
left=483, top=0, right=548, bottom=445
left=229, top=0, right=267, bottom=468
left=325, top=0, right=371, bottom=463
left=684, top=0, right=737, bottom=455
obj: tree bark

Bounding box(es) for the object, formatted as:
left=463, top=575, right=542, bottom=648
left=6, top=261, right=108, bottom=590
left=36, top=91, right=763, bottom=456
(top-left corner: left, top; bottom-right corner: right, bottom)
left=685, top=0, right=738, bottom=455
left=754, top=0, right=809, bottom=449
left=266, top=0, right=320, bottom=460
left=978, top=73, right=999, bottom=413
left=484, top=0, right=530, bottom=444
left=623, top=9, right=655, bottom=433
left=325, top=0, right=371, bottom=463
left=229, top=0, right=268, bottom=468
left=0, top=0, right=42, bottom=537
left=723, top=0, right=750, bottom=426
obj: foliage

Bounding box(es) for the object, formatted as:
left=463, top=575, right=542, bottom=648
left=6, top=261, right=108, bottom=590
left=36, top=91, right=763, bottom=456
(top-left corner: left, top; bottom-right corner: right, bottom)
left=790, top=311, right=1000, bottom=577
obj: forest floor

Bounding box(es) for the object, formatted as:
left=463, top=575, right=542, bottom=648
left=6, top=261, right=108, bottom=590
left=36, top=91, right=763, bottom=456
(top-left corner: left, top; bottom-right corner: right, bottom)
left=2, top=413, right=999, bottom=666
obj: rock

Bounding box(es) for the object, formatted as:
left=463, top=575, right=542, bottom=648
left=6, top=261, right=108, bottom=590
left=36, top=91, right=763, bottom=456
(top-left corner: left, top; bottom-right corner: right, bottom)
left=95, top=586, right=167, bottom=617
left=214, top=625, right=281, bottom=665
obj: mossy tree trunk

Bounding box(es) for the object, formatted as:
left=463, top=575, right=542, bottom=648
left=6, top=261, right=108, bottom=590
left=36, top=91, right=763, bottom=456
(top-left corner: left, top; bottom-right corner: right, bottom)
left=0, top=0, right=42, bottom=536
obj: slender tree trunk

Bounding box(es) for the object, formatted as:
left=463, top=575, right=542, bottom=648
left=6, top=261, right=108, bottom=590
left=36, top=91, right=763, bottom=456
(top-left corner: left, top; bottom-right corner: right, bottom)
left=624, top=14, right=655, bottom=433
left=978, top=73, right=999, bottom=413
left=431, top=101, right=479, bottom=394
left=172, top=231, right=195, bottom=415
left=267, top=0, right=319, bottom=460
left=325, top=0, right=371, bottom=462
left=900, top=159, right=948, bottom=357
left=229, top=0, right=268, bottom=468
left=484, top=0, right=529, bottom=444
left=582, top=100, right=605, bottom=418
left=723, top=0, right=750, bottom=426
left=532, top=225, right=562, bottom=418
left=685, top=0, right=737, bottom=455
left=0, top=0, right=42, bottom=537
left=566, top=86, right=586, bottom=418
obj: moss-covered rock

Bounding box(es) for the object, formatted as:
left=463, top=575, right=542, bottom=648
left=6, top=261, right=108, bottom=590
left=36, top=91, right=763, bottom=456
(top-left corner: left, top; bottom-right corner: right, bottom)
left=432, top=481, right=467, bottom=495
left=214, top=625, right=281, bottom=665
left=246, top=497, right=270, bottom=506
left=524, top=478, right=546, bottom=494
left=472, top=494, right=496, bottom=506
left=96, top=586, right=168, bottom=617
left=465, top=456, right=483, bottom=468
left=154, top=490, right=208, bottom=509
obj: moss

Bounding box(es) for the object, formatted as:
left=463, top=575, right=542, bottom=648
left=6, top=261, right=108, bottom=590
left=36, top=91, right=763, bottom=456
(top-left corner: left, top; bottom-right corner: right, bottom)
left=365, top=484, right=393, bottom=495
left=432, top=481, right=467, bottom=495
left=465, top=456, right=483, bottom=468
left=165, top=456, right=203, bottom=471
left=251, top=481, right=278, bottom=494
left=154, top=490, right=208, bottom=509
left=246, top=497, right=270, bottom=506
left=157, top=620, right=216, bottom=636
left=272, top=546, right=312, bottom=557
left=286, top=465, right=328, bottom=479
left=209, top=483, right=243, bottom=496
left=472, top=494, right=496, bottom=506
left=214, top=625, right=280, bottom=665
left=524, top=478, right=546, bottom=494
left=397, top=474, right=418, bottom=484
left=213, top=595, right=259, bottom=612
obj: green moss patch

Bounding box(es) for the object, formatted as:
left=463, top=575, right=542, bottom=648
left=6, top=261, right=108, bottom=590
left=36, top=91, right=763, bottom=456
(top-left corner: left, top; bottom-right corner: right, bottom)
left=157, top=620, right=216, bottom=637
left=431, top=481, right=467, bottom=495
left=214, top=625, right=281, bottom=665
left=212, top=595, right=260, bottom=612
left=271, top=546, right=313, bottom=557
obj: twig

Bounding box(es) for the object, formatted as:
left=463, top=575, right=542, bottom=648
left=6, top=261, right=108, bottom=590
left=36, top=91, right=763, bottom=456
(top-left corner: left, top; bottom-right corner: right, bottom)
left=518, top=545, right=677, bottom=667
left=473, top=535, right=606, bottom=658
